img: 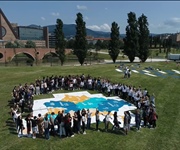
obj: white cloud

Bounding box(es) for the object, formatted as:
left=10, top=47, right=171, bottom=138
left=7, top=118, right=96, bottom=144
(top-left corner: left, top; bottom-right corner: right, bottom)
left=41, top=17, right=45, bottom=21
left=85, top=16, right=89, bottom=20
left=87, top=23, right=111, bottom=32
left=51, top=12, right=60, bottom=16
left=77, top=5, right=87, bottom=10
left=164, top=17, right=180, bottom=27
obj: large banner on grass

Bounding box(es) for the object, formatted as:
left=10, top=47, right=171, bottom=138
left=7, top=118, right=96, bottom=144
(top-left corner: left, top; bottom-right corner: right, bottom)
left=32, top=91, right=137, bottom=128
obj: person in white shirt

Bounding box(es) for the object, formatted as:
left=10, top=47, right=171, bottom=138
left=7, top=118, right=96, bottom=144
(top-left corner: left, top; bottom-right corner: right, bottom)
left=14, top=110, right=21, bottom=131
left=103, top=111, right=112, bottom=132
left=86, top=109, right=92, bottom=129
left=82, top=113, right=87, bottom=134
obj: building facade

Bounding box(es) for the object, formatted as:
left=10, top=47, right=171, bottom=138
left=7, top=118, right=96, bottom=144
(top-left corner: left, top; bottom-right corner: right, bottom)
left=0, top=8, right=49, bottom=48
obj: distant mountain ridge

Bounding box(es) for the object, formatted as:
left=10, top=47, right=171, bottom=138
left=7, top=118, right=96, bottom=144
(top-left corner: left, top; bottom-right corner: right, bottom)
left=28, top=24, right=158, bottom=39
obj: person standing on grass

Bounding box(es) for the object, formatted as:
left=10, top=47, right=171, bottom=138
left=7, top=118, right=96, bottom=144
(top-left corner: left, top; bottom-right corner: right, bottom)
left=17, top=115, right=24, bottom=137
left=95, top=109, right=100, bottom=131
left=151, top=109, right=158, bottom=129
left=86, top=109, right=92, bottom=129
left=135, top=109, right=141, bottom=132
left=14, top=110, right=21, bottom=131
left=59, top=113, right=66, bottom=137
left=64, top=113, right=74, bottom=137
left=126, top=111, right=131, bottom=131
left=77, top=110, right=82, bottom=133
left=25, top=114, right=32, bottom=137
left=143, top=107, right=149, bottom=127
left=31, top=116, right=38, bottom=139
left=127, top=69, right=131, bottom=78
left=37, top=114, right=44, bottom=137
left=149, top=108, right=158, bottom=129
left=50, top=112, right=56, bottom=136
left=82, top=113, right=87, bottom=134
left=113, top=111, right=120, bottom=130
left=104, top=111, right=112, bottom=132
left=43, top=117, right=51, bottom=140
left=73, top=112, right=79, bottom=134
left=123, top=111, right=129, bottom=135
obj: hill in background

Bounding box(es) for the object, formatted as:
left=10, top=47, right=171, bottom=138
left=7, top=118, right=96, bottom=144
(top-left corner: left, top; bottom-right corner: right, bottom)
left=29, top=24, right=158, bottom=39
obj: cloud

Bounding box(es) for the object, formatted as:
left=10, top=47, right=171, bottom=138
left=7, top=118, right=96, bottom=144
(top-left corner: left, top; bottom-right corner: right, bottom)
left=87, top=23, right=111, bottom=32
left=41, top=17, right=45, bottom=21
left=77, top=5, right=87, bottom=10
left=51, top=12, right=60, bottom=16
left=164, top=17, right=180, bottom=27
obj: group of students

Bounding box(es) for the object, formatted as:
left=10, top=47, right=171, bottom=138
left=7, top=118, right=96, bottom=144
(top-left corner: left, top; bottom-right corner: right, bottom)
left=10, top=73, right=158, bottom=139
left=10, top=103, right=158, bottom=139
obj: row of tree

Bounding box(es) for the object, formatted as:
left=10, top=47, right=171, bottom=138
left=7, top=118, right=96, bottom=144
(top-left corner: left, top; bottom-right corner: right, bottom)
left=55, top=12, right=152, bottom=65
left=123, top=12, right=150, bottom=62
left=5, top=40, right=36, bottom=48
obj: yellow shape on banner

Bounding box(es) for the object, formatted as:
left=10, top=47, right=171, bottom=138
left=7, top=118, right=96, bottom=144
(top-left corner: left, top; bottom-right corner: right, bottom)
left=62, top=95, right=89, bottom=104
left=48, top=108, right=65, bottom=114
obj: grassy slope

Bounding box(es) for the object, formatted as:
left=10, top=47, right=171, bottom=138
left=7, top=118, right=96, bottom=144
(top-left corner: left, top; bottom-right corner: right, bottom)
left=0, top=62, right=180, bottom=150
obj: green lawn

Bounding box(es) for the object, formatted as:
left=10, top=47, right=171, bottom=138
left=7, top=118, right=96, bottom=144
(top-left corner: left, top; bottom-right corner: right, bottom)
left=0, top=62, right=180, bottom=150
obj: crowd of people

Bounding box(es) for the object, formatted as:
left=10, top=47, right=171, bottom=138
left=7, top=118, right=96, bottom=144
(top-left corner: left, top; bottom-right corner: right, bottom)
left=10, top=73, right=158, bottom=139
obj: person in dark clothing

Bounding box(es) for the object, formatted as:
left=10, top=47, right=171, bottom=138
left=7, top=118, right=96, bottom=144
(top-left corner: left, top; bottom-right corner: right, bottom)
left=77, top=110, right=82, bottom=133
left=143, top=107, right=149, bottom=127
left=126, top=111, right=131, bottom=130
left=73, top=112, right=79, bottom=134
left=55, top=111, right=62, bottom=133
left=112, top=111, right=120, bottom=130
left=64, top=113, right=74, bottom=137
left=95, top=109, right=100, bottom=131
left=17, top=115, right=24, bottom=137
left=31, top=116, right=38, bottom=139
left=50, top=112, right=56, bottom=136
left=135, top=109, right=141, bottom=131
left=25, top=114, right=32, bottom=137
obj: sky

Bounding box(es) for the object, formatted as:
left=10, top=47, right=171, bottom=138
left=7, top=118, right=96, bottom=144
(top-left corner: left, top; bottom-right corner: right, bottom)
left=0, top=1, right=180, bottom=34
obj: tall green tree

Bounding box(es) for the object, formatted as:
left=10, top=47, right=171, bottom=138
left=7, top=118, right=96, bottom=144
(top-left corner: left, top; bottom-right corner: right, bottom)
left=54, top=19, right=66, bottom=66
left=124, top=12, right=139, bottom=62
left=108, top=22, right=120, bottom=63
left=138, top=14, right=150, bottom=62
left=74, top=12, right=87, bottom=65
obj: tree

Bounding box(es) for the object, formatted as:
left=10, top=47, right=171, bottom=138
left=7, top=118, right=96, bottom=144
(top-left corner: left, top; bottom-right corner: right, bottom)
left=74, top=12, right=87, bottom=65
left=54, top=19, right=66, bottom=66
left=95, top=40, right=102, bottom=51
left=101, top=40, right=109, bottom=49
left=108, top=22, right=120, bottom=63
left=124, top=12, right=139, bottom=62
left=163, top=39, right=167, bottom=53
left=5, top=42, right=15, bottom=48
left=138, top=14, right=150, bottom=62
left=87, top=42, right=95, bottom=49
left=149, top=35, right=153, bottom=48
left=159, top=39, right=162, bottom=53
left=25, top=40, right=36, bottom=48
left=14, top=40, right=25, bottom=48
left=66, top=39, right=75, bottom=49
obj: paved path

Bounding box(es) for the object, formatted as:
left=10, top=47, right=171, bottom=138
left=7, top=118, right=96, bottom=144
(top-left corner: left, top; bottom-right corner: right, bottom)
left=104, top=58, right=169, bottom=63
